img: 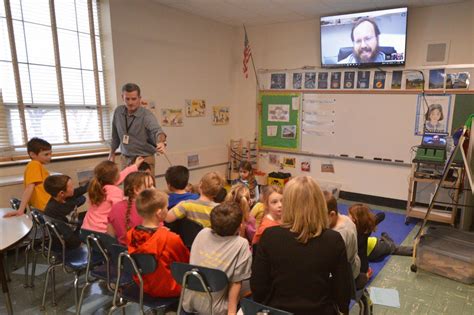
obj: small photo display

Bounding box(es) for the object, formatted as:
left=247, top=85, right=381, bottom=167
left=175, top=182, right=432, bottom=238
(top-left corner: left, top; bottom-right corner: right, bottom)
left=212, top=106, right=229, bottom=125
left=269, top=154, right=279, bottom=165
left=304, top=72, right=316, bottom=89
left=283, top=157, right=296, bottom=168
left=356, top=71, right=370, bottom=89
left=373, top=71, right=386, bottom=89
left=161, top=108, right=184, bottom=127
left=267, top=125, right=278, bottom=137
left=391, top=70, right=403, bottom=89
left=429, top=69, right=445, bottom=89
left=301, top=161, right=311, bottom=172
left=292, top=73, right=303, bottom=89
left=185, top=99, right=206, bottom=117
left=317, top=72, right=328, bottom=89
left=344, top=71, right=355, bottom=89
left=405, top=72, right=424, bottom=90
left=187, top=154, right=199, bottom=167
left=271, top=73, right=286, bottom=89
left=330, top=72, right=341, bottom=89
left=268, top=104, right=290, bottom=122
left=281, top=125, right=296, bottom=139
left=446, top=72, right=470, bottom=89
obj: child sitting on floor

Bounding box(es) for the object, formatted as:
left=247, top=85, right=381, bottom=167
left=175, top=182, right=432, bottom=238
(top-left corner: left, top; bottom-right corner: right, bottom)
left=81, top=157, right=143, bottom=234
left=252, top=185, right=283, bottom=245
left=231, top=160, right=259, bottom=206
left=165, top=165, right=199, bottom=209
left=107, top=172, right=154, bottom=245
left=183, top=201, right=252, bottom=315
left=225, top=184, right=256, bottom=243
left=127, top=189, right=189, bottom=297
left=166, top=172, right=225, bottom=228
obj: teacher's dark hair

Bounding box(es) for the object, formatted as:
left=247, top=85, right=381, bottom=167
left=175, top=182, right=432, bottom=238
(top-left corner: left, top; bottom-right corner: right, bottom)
left=121, top=83, right=141, bottom=97
left=350, top=18, right=381, bottom=42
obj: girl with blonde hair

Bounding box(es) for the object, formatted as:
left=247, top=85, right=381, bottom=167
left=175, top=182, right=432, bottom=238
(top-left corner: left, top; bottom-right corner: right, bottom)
left=251, top=176, right=351, bottom=315
left=225, top=184, right=256, bottom=243
left=252, top=185, right=283, bottom=245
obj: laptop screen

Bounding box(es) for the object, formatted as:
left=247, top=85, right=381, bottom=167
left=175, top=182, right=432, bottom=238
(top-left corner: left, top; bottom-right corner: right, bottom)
left=421, top=132, right=448, bottom=148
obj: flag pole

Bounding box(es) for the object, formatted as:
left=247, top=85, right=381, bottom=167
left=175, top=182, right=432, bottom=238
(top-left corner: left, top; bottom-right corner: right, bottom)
left=243, top=24, right=260, bottom=89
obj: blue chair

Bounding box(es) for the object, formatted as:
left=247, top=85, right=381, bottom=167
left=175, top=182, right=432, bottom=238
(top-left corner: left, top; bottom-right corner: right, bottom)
left=76, top=230, right=120, bottom=315
left=166, top=218, right=203, bottom=249
left=40, top=216, right=103, bottom=311
left=240, top=298, right=293, bottom=315
left=108, top=249, right=178, bottom=315
left=171, top=262, right=228, bottom=315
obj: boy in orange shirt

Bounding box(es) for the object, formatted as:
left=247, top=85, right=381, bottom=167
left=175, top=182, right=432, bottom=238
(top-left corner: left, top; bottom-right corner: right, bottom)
left=127, top=189, right=190, bottom=297
left=5, top=138, right=52, bottom=217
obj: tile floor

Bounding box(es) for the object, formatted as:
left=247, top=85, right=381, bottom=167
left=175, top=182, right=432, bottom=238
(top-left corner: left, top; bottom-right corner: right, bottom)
left=1, top=201, right=473, bottom=314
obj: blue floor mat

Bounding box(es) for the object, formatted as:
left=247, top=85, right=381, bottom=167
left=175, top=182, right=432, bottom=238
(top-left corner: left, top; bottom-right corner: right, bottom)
left=338, top=204, right=417, bottom=284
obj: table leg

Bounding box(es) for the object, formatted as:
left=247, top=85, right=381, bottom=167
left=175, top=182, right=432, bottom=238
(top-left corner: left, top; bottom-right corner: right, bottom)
left=0, top=251, right=13, bottom=315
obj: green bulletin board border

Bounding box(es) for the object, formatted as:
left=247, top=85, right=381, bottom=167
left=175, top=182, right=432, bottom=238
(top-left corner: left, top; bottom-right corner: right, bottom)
left=259, top=92, right=301, bottom=150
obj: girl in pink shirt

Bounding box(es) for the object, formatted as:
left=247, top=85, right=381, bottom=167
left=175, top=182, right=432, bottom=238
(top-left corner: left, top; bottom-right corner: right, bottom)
left=81, top=157, right=143, bottom=233
left=106, top=171, right=155, bottom=245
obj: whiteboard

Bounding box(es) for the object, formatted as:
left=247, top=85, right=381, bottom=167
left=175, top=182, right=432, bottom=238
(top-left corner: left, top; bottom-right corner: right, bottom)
left=300, top=93, right=452, bottom=163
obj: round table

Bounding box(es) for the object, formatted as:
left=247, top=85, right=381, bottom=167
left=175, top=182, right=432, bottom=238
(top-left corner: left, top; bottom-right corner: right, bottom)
left=0, top=208, right=33, bottom=315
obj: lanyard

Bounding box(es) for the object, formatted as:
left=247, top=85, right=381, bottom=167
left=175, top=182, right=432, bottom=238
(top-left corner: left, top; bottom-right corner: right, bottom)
left=124, top=114, right=136, bottom=134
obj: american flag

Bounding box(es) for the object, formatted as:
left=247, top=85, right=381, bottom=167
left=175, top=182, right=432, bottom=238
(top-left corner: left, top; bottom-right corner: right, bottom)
left=243, top=30, right=252, bottom=78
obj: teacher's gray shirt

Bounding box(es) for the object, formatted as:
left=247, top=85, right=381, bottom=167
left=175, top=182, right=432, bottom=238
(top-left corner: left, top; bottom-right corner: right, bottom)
left=111, top=105, right=165, bottom=157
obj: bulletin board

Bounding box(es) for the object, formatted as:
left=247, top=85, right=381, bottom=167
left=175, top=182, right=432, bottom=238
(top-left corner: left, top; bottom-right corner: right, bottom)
left=259, top=93, right=300, bottom=150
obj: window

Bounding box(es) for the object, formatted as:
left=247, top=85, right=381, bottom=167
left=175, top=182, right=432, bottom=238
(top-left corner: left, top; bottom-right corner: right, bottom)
left=0, top=0, right=109, bottom=156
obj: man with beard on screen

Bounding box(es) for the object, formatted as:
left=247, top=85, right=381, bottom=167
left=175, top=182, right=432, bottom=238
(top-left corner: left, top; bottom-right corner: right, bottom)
left=338, top=18, right=386, bottom=64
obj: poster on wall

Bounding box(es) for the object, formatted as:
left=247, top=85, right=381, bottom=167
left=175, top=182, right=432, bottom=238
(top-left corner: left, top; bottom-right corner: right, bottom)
left=267, top=125, right=278, bottom=137
left=281, top=125, right=296, bottom=139
left=212, top=106, right=230, bottom=125
left=356, top=71, right=370, bottom=89
left=318, top=72, right=328, bottom=89
left=405, top=72, right=424, bottom=90
left=391, top=71, right=403, bottom=89
left=185, top=99, right=206, bottom=117
left=373, top=71, right=386, bottom=89
left=161, top=108, right=184, bottom=127
left=330, top=72, right=341, bottom=89
left=343, top=71, right=355, bottom=89
left=268, top=104, right=290, bottom=122
left=269, top=153, right=279, bottom=165
left=301, top=161, right=311, bottom=172
left=283, top=157, right=296, bottom=168
left=414, top=94, right=452, bottom=135
left=428, top=69, right=445, bottom=89
left=271, top=73, right=286, bottom=89
left=304, top=72, right=316, bottom=89
left=446, top=72, right=470, bottom=89
left=292, top=73, right=303, bottom=89
left=187, top=154, right=199, bottom=167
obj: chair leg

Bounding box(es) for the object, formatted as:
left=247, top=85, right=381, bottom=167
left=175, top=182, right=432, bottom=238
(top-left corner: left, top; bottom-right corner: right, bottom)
left=51, top=268, right=57, bottom=306
left=73, top=274, right=80, bottom=311
left=40, top=265, right=55, bottom=310
left=14, top=246, right=20, bottom=270
left=76, top=281, right=91, bottom=315
left=30, top=251, right=38, bottom=288
left=24, top=245, right=31, bottom=288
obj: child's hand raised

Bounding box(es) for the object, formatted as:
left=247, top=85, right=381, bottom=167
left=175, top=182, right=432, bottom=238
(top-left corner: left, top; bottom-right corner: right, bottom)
left=134, top=156, right=145, bottom=167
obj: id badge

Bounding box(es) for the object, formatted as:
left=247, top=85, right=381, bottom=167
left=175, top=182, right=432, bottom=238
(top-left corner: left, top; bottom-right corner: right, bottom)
left=123, top=134, right=129, bottom=144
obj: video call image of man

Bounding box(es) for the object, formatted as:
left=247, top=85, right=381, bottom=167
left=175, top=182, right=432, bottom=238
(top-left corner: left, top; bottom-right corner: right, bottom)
left=338, top=18, right=386, bottom=64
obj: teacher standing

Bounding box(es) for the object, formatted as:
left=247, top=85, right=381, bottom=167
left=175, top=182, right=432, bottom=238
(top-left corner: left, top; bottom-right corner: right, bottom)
left=108, top=83, right=167, bottom=177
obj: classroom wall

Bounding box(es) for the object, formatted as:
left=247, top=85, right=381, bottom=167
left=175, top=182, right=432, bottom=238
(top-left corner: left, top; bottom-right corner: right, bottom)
left=0, top=0, right=237, bottom=206
left=239, top=0, right=474, bottom=200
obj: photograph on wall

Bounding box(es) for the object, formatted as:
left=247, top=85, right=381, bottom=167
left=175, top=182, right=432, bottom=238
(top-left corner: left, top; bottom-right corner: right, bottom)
left=269, top=153, right=279, bottom=165
left=283, top=157, right=296, bottom=168
left=270, top=73, right=286, bottom=89
left=330, top=72, right=341, bottom=89
left=429, top=69, right=445, bottom=89
left=343, top=71, right=355, bottom=89
left=185, top=99, right=206, bottom=117
left=446, top=72, right=470, bottom=89
left=304, top=72, right=316, bottom=89
left=317, top=72, right=328, bottom=89
left=373, top=71, right=386, bottom=89
left=187, top=154, right=199, bottom=167
left=267, top=125, right=278, bottom=137
left=161, top=108, right=184, bottom=127
left=292, top=73, right=303, bottom=89
left=391, top=70, right=403, bottom=89
left=321, top=163, right=335, bottom=173
left=405, top=72, right=424, bottom=90
left=212, top=106, right=229, bottom=125
left=414, top=94, right=452, bottom=135
left=281, top=125, right=296, bottom=139
left=356, top=71, right=370, bottom=89
left=268, top=104, right=290, bottom=122
left=301, top=161, right=311, bottom=172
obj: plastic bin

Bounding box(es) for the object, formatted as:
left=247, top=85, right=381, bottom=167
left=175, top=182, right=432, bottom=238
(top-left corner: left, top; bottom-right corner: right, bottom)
left=416, top=226, right=474, bottom=284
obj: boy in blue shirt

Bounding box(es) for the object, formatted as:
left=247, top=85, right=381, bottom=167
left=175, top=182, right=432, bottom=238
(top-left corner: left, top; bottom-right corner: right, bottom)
left=165, top=165, right=199, bottom=209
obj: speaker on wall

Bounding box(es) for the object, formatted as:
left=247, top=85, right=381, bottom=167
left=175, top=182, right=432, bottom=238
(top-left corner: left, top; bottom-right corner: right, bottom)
left=424, top=41, right=450, bottom=65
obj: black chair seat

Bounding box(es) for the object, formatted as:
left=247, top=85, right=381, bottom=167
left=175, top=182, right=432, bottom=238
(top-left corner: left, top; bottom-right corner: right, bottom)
left=240, top=298, right=293, bottom=315
left=90, top=264, right=133, bottom=286
left=65, top=245, right=103, bottom=270
left=121, top=283, right=178, bottom=310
